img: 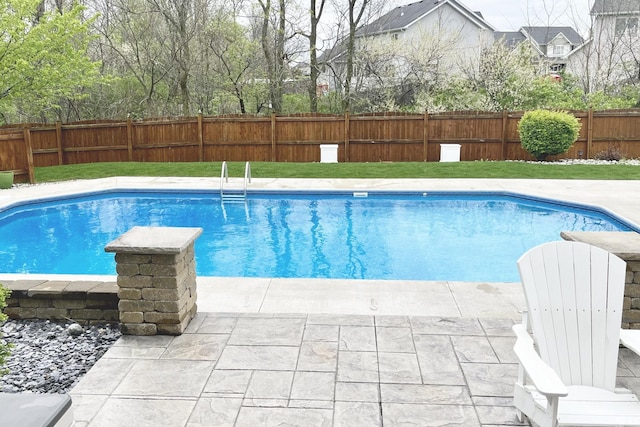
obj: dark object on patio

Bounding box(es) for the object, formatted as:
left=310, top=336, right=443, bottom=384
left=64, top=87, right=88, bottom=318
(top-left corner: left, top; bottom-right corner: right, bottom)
left=0, top=392, right=73, bottom=427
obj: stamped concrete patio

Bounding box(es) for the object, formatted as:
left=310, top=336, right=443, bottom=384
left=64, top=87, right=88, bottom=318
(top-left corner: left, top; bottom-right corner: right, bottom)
left=67, top=276, right=640, bottom=426
left=2, top=177, right=640, bottom=425
left=68, top=307, right=640, bottom=427
left=71, top=312, right=523, bottom=426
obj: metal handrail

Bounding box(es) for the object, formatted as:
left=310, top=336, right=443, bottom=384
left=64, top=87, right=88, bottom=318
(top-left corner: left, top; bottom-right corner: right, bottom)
left=220, top=161, right=251, bottom=202
left=220, top=161, right=229, bottom=198
left=243, top=162, right=251, bottom=196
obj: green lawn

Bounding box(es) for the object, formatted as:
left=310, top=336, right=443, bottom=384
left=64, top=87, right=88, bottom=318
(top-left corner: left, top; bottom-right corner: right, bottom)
left=33, top=161, right=640, bottom=182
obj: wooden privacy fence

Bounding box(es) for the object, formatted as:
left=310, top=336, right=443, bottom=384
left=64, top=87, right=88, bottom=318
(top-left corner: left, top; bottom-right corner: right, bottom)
left=2, top=109, right=640, bottom=183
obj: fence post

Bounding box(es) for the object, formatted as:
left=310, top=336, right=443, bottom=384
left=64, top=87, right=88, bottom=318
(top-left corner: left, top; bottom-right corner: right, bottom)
left=423, top=112, right=429, bottom=161
left=55, top=121, right=63, bottom=165
left=126, top=115, right=133, bottom=161
left=197, top=112, right=204, bottom=162
left=586, top=107, right=593, bottom=159
left=271, top=113, right=277, bottom=162
left=23, top=126, right=35, bottom=184
left=501, top=110, right=508, bottom=160
left=344, top=112, right=350, bottom=162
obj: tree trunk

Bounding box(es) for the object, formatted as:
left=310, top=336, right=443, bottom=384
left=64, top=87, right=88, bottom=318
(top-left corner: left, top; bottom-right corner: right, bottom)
left=308, top=0, right=325, bottom=112
left=259, top=0, right=285, bottom=113
left=342, top=0, right=369, bottom=112
left=274, top=0, right=285, bottom=112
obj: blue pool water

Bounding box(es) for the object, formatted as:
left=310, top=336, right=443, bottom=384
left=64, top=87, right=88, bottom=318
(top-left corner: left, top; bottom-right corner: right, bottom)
left=0, top=190, right=635, bottom=282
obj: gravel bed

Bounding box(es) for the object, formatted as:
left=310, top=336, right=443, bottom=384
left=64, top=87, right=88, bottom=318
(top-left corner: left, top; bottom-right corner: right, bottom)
left=0, top=320, right=120, bottom=394
left=507, top=158, right=640, bottom=165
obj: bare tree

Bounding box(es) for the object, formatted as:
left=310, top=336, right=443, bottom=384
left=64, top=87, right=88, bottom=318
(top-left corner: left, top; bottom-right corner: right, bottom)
left=341, top=0, right=371, bottom=112
left=257, top=0, right=287, bottom=113
left=298, top=0, right=327, bottom=112
left=92, top=0, right=174, bottom=116
left=146, top=0, right=200, bottom=115
left=207, top=18, right=264, bottom=113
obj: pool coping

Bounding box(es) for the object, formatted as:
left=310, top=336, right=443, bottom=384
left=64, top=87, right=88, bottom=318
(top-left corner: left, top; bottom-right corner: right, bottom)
left=2, top=176, right=639, bottom=224
left=1, top=275, right=526, bottom=321
left=3, top=185, right=637, bottom=233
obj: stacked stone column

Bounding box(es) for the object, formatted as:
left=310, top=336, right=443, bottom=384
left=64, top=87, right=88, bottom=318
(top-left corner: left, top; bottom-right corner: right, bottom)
left=105, top=226, right=202, bottom=335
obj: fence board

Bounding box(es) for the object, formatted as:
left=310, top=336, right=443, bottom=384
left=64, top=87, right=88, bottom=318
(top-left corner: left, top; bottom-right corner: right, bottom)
left=0, top=132, right=28, bottom=182
left=2, top=110, right=640, bottom=179
left=204, top=116, right=272, bottom=162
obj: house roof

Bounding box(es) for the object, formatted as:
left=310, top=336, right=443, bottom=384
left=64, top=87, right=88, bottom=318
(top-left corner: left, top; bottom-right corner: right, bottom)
left=317, top=41, right=346, bottom=64
left=356, top=0, right=495, bottom=37
left=494, top=31, right=526, bottom=48
left=318, top=0, right=495, bottom=64
left=520, top=26, right=584, bottom=46
left=591, top=0, right=640, bottom=15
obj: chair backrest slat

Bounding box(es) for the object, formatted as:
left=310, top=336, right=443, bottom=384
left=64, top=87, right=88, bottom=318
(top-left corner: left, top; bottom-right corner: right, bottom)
left=517, top=241, right=626, bottom=391
left=542, top=243, right=573, bottom=382
left=603, top=252, right=626, bottom=389
left=573, top=242, right=594, bottom=386
left=555, top=242, right=581, bottom=384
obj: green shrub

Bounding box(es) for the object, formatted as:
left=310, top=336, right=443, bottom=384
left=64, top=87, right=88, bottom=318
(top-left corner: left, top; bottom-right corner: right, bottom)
left=0, top=284, right=11, bottom=376
left=518, top=110, right=581, bottom=160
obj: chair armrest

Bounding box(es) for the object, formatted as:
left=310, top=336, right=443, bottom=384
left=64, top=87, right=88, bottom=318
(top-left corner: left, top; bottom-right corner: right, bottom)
left=512, top=324, right=568, bottom=398
left=620, top=329, right=640, bottom=356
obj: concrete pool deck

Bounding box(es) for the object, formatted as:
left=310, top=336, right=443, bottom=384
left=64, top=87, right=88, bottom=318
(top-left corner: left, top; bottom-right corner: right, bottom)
left=2, top=177, right=640, bottom=425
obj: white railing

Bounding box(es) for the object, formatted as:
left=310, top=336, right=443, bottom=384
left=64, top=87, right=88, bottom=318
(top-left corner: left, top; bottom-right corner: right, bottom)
left=220, top=161, right=251, bottom=202
left=220, top=161, right=229, bottom=199
left=244, top=161, right=251, bottom=194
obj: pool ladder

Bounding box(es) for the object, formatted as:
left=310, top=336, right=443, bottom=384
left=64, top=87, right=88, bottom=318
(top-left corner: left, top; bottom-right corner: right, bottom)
left=220, top=161, right=251, bottom=203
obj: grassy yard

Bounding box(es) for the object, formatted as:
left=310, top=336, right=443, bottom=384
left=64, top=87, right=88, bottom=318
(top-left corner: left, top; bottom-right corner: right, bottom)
left=34, top=161, right=640, bottom=182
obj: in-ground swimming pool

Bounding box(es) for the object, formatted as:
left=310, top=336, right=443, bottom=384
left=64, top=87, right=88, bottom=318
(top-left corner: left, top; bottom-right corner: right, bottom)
left=0, top=190, right=635, bottom=282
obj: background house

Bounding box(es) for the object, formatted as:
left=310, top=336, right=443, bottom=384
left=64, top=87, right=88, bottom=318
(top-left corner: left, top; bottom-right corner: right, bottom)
left=319, top=0, right=496, bottom=95
left=354, top=0, right=496, bottom=48
left=318, top=0, right=640, bottom=110
left=565, top=0, right=640, bottom=92
left=495, top=27, right=584, bottom=72
left=319, top=0, right=589, bottom=95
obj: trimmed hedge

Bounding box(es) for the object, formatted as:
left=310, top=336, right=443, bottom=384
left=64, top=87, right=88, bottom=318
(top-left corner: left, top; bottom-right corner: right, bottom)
left=518, top=110, right=581, bottom=160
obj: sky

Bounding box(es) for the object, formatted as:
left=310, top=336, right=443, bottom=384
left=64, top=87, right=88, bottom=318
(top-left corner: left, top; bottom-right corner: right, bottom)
left=394, top=0, right=594, bottom=35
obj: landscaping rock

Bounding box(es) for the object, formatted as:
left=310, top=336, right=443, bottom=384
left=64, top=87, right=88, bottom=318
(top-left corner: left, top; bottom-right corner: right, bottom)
left=66, top=323, right=84, bottom=337
left=0, top=319, right=120, bottom=394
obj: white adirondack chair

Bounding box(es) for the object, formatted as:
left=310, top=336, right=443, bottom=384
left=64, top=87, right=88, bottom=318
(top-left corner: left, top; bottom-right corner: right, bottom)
left=513, top=241, right=640, bottom=427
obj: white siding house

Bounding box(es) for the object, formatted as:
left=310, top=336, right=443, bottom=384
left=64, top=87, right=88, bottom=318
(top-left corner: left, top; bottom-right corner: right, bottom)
left=319, top=0, right=496, bottom=92
left=566, top=0, right=640, bottom=92
left=495, top=27, right=584, bottom=72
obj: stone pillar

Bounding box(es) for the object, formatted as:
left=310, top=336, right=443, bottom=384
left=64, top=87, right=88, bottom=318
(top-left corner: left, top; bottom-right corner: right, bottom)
left=105, top=226, right=202, bottom=335
left=561, top=231, right=640, bottom=329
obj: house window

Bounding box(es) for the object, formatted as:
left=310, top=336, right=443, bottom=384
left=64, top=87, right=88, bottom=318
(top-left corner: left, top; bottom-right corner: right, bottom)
left=616, top=17, right=639, bottom=35
left=391, top=33, right=399, bottom=40
left=552, top=45, right=568, bottom=55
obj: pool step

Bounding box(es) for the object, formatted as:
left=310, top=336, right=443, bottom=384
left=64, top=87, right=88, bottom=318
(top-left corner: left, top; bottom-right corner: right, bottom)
left=221, top=191, right=247, bottom=203
left=220, top=161, right=251, bottom=203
